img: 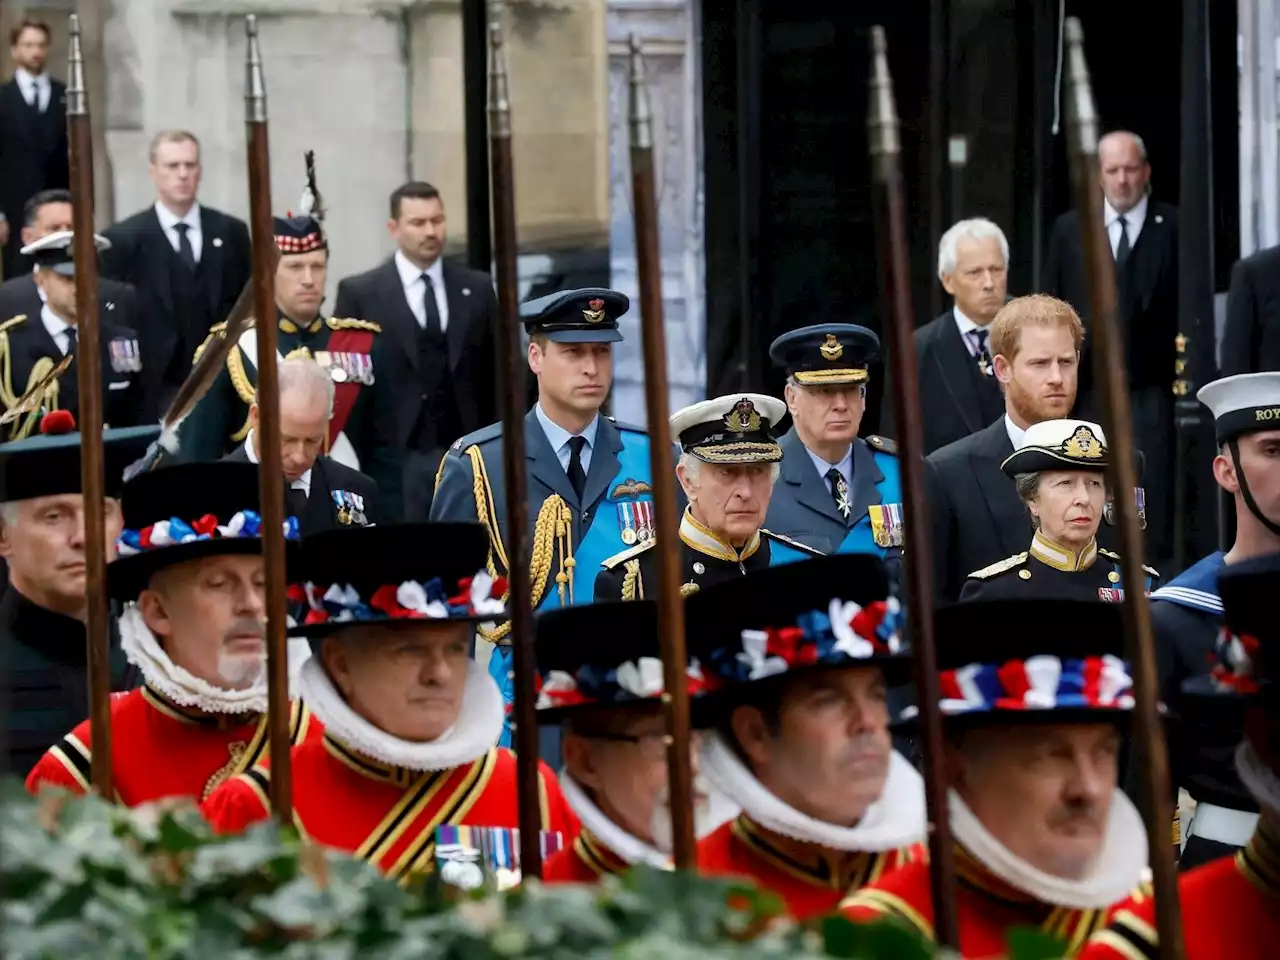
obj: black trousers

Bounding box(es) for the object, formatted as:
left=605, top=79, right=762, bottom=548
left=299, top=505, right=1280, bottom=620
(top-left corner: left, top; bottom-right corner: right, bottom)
left=1180, top=834, right=1240, bottom=872
left=403, top=447, right=447, bottom=522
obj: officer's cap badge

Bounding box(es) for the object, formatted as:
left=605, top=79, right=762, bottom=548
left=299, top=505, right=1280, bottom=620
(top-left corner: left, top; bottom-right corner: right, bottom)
left=725, top=398, right=762, bottom=434
left=820, top=334, right=844, bottom=362
left=1062, top=425, right=1104, bottom=460
left=583, top=298, right=607, bottom=323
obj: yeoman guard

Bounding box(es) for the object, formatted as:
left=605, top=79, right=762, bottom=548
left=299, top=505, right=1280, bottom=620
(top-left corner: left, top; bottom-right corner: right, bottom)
left=202, top=522, right=578, bottom=879
left=25, top=460, right=313, bottom=805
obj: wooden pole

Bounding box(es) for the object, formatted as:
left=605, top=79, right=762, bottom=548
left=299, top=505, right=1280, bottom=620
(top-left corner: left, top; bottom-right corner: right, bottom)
left=67, top=13, right=113, bottom=799
left=243, top=15, right=292, bottom=820
left=487, top=1, right=541, bottom=879
left=866, top=26, right=959, bottom=949
left=1061, top=19, right=1184, bottom=958
left=627, top=35, right=697, bottom=870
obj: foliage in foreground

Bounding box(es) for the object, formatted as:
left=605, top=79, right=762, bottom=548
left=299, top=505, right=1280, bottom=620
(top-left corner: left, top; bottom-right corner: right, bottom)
left=0, top=781, right=1067, bottom=959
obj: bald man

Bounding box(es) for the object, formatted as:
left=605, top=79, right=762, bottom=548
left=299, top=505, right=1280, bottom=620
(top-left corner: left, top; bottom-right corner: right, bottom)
left=224, top=357, right=381, bottom=534
left=1043, top=129, right=1179, bottom=571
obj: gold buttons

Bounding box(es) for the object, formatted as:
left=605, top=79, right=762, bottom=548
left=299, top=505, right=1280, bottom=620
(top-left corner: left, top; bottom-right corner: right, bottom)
left=1108, top=571, right=1120, bottom=583
left=693, top=562, right=705, bottom=575
left=1018, top=569, right=1031, bottom=580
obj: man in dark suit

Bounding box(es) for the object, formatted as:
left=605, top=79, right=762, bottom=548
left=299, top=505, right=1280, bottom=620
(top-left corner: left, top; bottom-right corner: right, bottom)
left=333, top=181, right=499, bottom=521
left=903, top=218, right=1010, bottom=454
left=0, top=231, right=145, bottom=440
left=224, top=356, right=380, bottom=536
left=101, top=131, right=251, bottom=413
left=0, top=190, right=154, bottom=419
left=1043, top=129, right=1178, bottom=568
left=1221, top=244, right=1280, bottom=375
left=0, top=20, right=69, bottom=280
left=925, top=294, right=1084, bottom=602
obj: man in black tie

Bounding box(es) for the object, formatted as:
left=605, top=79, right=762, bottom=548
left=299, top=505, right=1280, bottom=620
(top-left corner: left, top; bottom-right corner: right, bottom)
left=333, top=181, right=499, bottom=520
left=1043, top=130, right=1178, bottom=570
left=0, top=19, right=69, bottom=280
left=224, top=356, right=380, bottom=536
left=101, top=131, right=252, bottom=413
left=887, top=217, right=1010, bottom=454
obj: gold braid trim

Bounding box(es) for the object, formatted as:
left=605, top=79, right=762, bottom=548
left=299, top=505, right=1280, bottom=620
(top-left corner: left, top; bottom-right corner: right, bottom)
left=13, top=356, right=59, bottom=440
left=621, top=559, right=642, bottom=601
left=326, top=317, right=382, bottom=333
left=226, top=346, right=255, bottom=442
left=0, top=315, right=30, bottom=421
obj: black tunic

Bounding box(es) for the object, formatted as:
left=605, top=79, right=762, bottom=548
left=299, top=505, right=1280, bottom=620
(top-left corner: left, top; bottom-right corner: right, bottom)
left=0, top=586, right=133, bottom=777
left=958, top=536, right=1160, bottom=603
left=593, top=529, right=784, bottom=601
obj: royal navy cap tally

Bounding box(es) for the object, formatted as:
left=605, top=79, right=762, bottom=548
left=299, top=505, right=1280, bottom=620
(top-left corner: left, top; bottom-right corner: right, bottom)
left=110, top=461, right=301, bottom=602
left=274, top=214, right=326, bottom=254
left=21, top=230, right=111, bottom=277
left=290, top=522, right=505, bottom=638
left=520, top=287, right=627, bottom=344
left=1001, top=419, right=1108, bottom=477
left=926, top=600, right=1136, bottom=726
left=669, top=393, right=786, bottom=464
left=0, top=412, right=158, bottom=502
left=769, top=323, right=881, bottom=387
left=533, top=599, right=708, bottom=723
left=1198, top=372, right=1280, bottom=444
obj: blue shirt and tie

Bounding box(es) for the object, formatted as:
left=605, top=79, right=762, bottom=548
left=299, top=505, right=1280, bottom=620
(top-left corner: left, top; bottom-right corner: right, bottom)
left=534, top=403, right=598, bottom=493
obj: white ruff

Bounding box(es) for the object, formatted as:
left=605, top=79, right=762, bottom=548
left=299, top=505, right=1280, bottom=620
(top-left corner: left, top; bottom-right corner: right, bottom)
left=950, top=789, right=1147, bottom=910
left=699, top=733, right=925, bottom=852
left=1236, top=740, right=1280, bottom=815
left=560, top=773, right=670, bottom=869
left=119, top=604, right=269, bottom=715
left=299, top=656, right=503, bottom=771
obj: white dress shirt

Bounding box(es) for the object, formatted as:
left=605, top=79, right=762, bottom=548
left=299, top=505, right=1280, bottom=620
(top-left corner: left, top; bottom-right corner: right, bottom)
left=1004, top=415, right=1028, bottom=452
left=394, top=250, right=449, bottom=332
left=40, top=305, right=76, bottom=356
left=535, top=402, right=598, bottom=476
left=154, top=201, right=203, bottom=263
left=244, top=429, right=312, bottom=495
left=14, top=67, right=49, bottom=111
left=805, top=444, right=854, bottom=496
left=1104, top=193, right=1148, bottom=259
left=952, top=305, right=991, bottom=360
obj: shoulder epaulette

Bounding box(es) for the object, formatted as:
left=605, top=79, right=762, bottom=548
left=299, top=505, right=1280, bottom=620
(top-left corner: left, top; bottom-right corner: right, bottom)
left=1143, top=564, right=1160, bottom=579
left=968, top=552, right=1028, bottom=579
left=606, top=416, right=648, bottom=434
left=760, top=529, right=826, bottom=558
left=449, top=421, right=503, bottom=454
left=865, top=434, right=898, bottom=455
left=192, top=320, right=232, bottom=363
left=0, top=314, right=28, bottom=335
left=326, top=316, right=381, bottom=334
left=601, top=539, right=656, bottom=570
left=1098, top=548, right=1120, bottom=561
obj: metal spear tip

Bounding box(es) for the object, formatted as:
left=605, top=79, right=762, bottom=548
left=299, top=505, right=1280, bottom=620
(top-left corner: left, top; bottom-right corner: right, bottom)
left=627, top=33, right=653, bottom=150
left=66, top=12, right=87, bottom=115
left=866, top=24, right=900, bottom=165
left=1064, top=15, right=1084, bottom=45
left=244, top=14, right=267, bottom=123
left=246, top=13, right=258, bottom=38
left=487, top=7, right=511, bottom=137
left=1061, top=16, right=1098, bottom=155
left=869, top=24, right=886, bottom=54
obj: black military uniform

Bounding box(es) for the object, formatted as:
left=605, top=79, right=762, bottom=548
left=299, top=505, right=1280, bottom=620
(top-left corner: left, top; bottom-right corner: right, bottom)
left=594, top=392, right=822, bottom=601
left=179, top=215, right=399, bottom=509
left=959, top=419, right=1159, bottom=603
left=0, top=231, right=145, bottom=440
left=0, top=416, right=159, bottom=776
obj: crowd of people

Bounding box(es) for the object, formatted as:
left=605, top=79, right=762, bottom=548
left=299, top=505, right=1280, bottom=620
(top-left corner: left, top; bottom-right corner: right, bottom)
left=1, top=13, right=1278, bottom=960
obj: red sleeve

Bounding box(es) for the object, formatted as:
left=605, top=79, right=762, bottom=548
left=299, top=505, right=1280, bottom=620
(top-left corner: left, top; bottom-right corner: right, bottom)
left=537, top=760, right=580, bottom=842
left=25, top=725, right=93, bottom=797
left=201, top=771, right=272, bottom=834
left=1077, top=893, right=1157, bottom=960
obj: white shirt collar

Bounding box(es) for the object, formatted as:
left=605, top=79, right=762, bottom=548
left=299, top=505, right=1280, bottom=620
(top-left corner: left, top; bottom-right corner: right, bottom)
left=1004, top=414, right=1027, bottom=450
left=154, top=200, right=201, bottom=233
left=534, top=401, right=598, bottom=455
left=14, top=67, right=45, bottom=92
left=952, top=305, right=984, bottom=337
left=40, top=304, right=73, bottom=347
left=394, top=249, right=443, bottom=289
left=1104, top=193, right=1148, bottom=234
left=804, top=442, right=854, bottom=485
left=244, top=428, right=312, bottom=494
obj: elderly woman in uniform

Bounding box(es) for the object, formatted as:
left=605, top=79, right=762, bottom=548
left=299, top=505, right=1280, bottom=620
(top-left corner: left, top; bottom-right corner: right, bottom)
left=960, top=419, right=1159, bottom=602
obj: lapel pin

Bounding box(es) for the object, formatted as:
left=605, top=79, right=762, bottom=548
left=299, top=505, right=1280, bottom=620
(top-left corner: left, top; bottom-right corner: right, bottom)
left=212, top=237, right=224, bottom=248
left=462, top=287, right=471, bottom=296
left=1154, top=215, right=1163, bottom=224
left=105, top=301, right=115, bottom=310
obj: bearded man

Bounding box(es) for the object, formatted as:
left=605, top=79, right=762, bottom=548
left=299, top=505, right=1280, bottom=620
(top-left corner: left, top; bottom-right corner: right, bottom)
left=25, top=460, right=314, bottom=805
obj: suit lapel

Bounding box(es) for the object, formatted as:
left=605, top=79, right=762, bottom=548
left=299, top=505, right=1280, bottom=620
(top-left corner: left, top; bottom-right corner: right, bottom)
left=442, top=263, right=470, bottom=369
left=1123, top=208, right=1165, bottom=310
left=778, top=428, right=847, bottom=529
left=847, top=438, right=885, bottom=526
left=580, top=416, right=622, bottom=511
left=525, top=408, right=579, bottom=507
left=306, top=458, right=337, bottom=529
left=380, top=259, right=421, bottom=372
left=970, top=419, right=1030, bottom=555
left=199, top=208, right=226, bottom=320
left=144, top=208, right=175, bottom=316
left=930, top=316, right=984, bottom=433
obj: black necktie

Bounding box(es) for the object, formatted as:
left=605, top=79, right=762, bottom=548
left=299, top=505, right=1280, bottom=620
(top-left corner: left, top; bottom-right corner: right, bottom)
left=28, top=83, right=40, bottom=111
left=174, top=222, right=197, bottom=271
left=566, top=436, right=587, bottom=501
left=421, top=273, right=443, bottom=337
left=63, top=326, right=76, bottom=356
left=286, top=485, right=308, bottom=521
left=972, top=328, right=993, bottom=376
left=1115, top=215, right=1131, bottom=269
left=827, top=467, right=851, bottom=523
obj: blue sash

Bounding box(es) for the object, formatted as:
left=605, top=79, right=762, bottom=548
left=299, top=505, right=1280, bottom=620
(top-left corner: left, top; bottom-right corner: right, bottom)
left=1147, top=552, right=1225, bottom=616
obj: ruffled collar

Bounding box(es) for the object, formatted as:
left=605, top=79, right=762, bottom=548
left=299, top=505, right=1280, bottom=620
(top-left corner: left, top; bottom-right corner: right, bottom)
left=299, top=656, right=503, bottom=772
left=680, top=507, right=761, bottom=563
left=561, top=773, right=670, bottom=869
left=699, top=732, right=925, bottom=852
left=119, top=604, right=268, bottom=715
left=1029, top=530, right=1098, bottom=572
left=949, top=788, right=1147, bottom=909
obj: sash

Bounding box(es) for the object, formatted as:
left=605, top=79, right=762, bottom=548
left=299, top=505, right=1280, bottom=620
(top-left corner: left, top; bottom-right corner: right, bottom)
left=322, top=328, right=374, bottom=445
left=353, top=748, right=499, bottom=881
left=1148, top=551, right=1226, bottom=615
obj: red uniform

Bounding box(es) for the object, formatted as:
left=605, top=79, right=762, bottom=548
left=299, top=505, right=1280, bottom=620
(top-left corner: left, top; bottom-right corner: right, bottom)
left=1077, top=818, right=1280, bottom=960
left=543, top=830, right=633, bottom=882
left=697, top=813, right=918, bottom=921
left=203, top=732, right=579, bottom=882
left=841, top=847, right=1129, bottom=958
left=25, top=685, right=316, bottom=806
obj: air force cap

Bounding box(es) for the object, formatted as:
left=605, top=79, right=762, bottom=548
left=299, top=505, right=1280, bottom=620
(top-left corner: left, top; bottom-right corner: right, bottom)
left=520, top=287, right=627, bottom=344
left=21, top=230, right=111, bottom=277
left=769, top=323, right=881, bottom=387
